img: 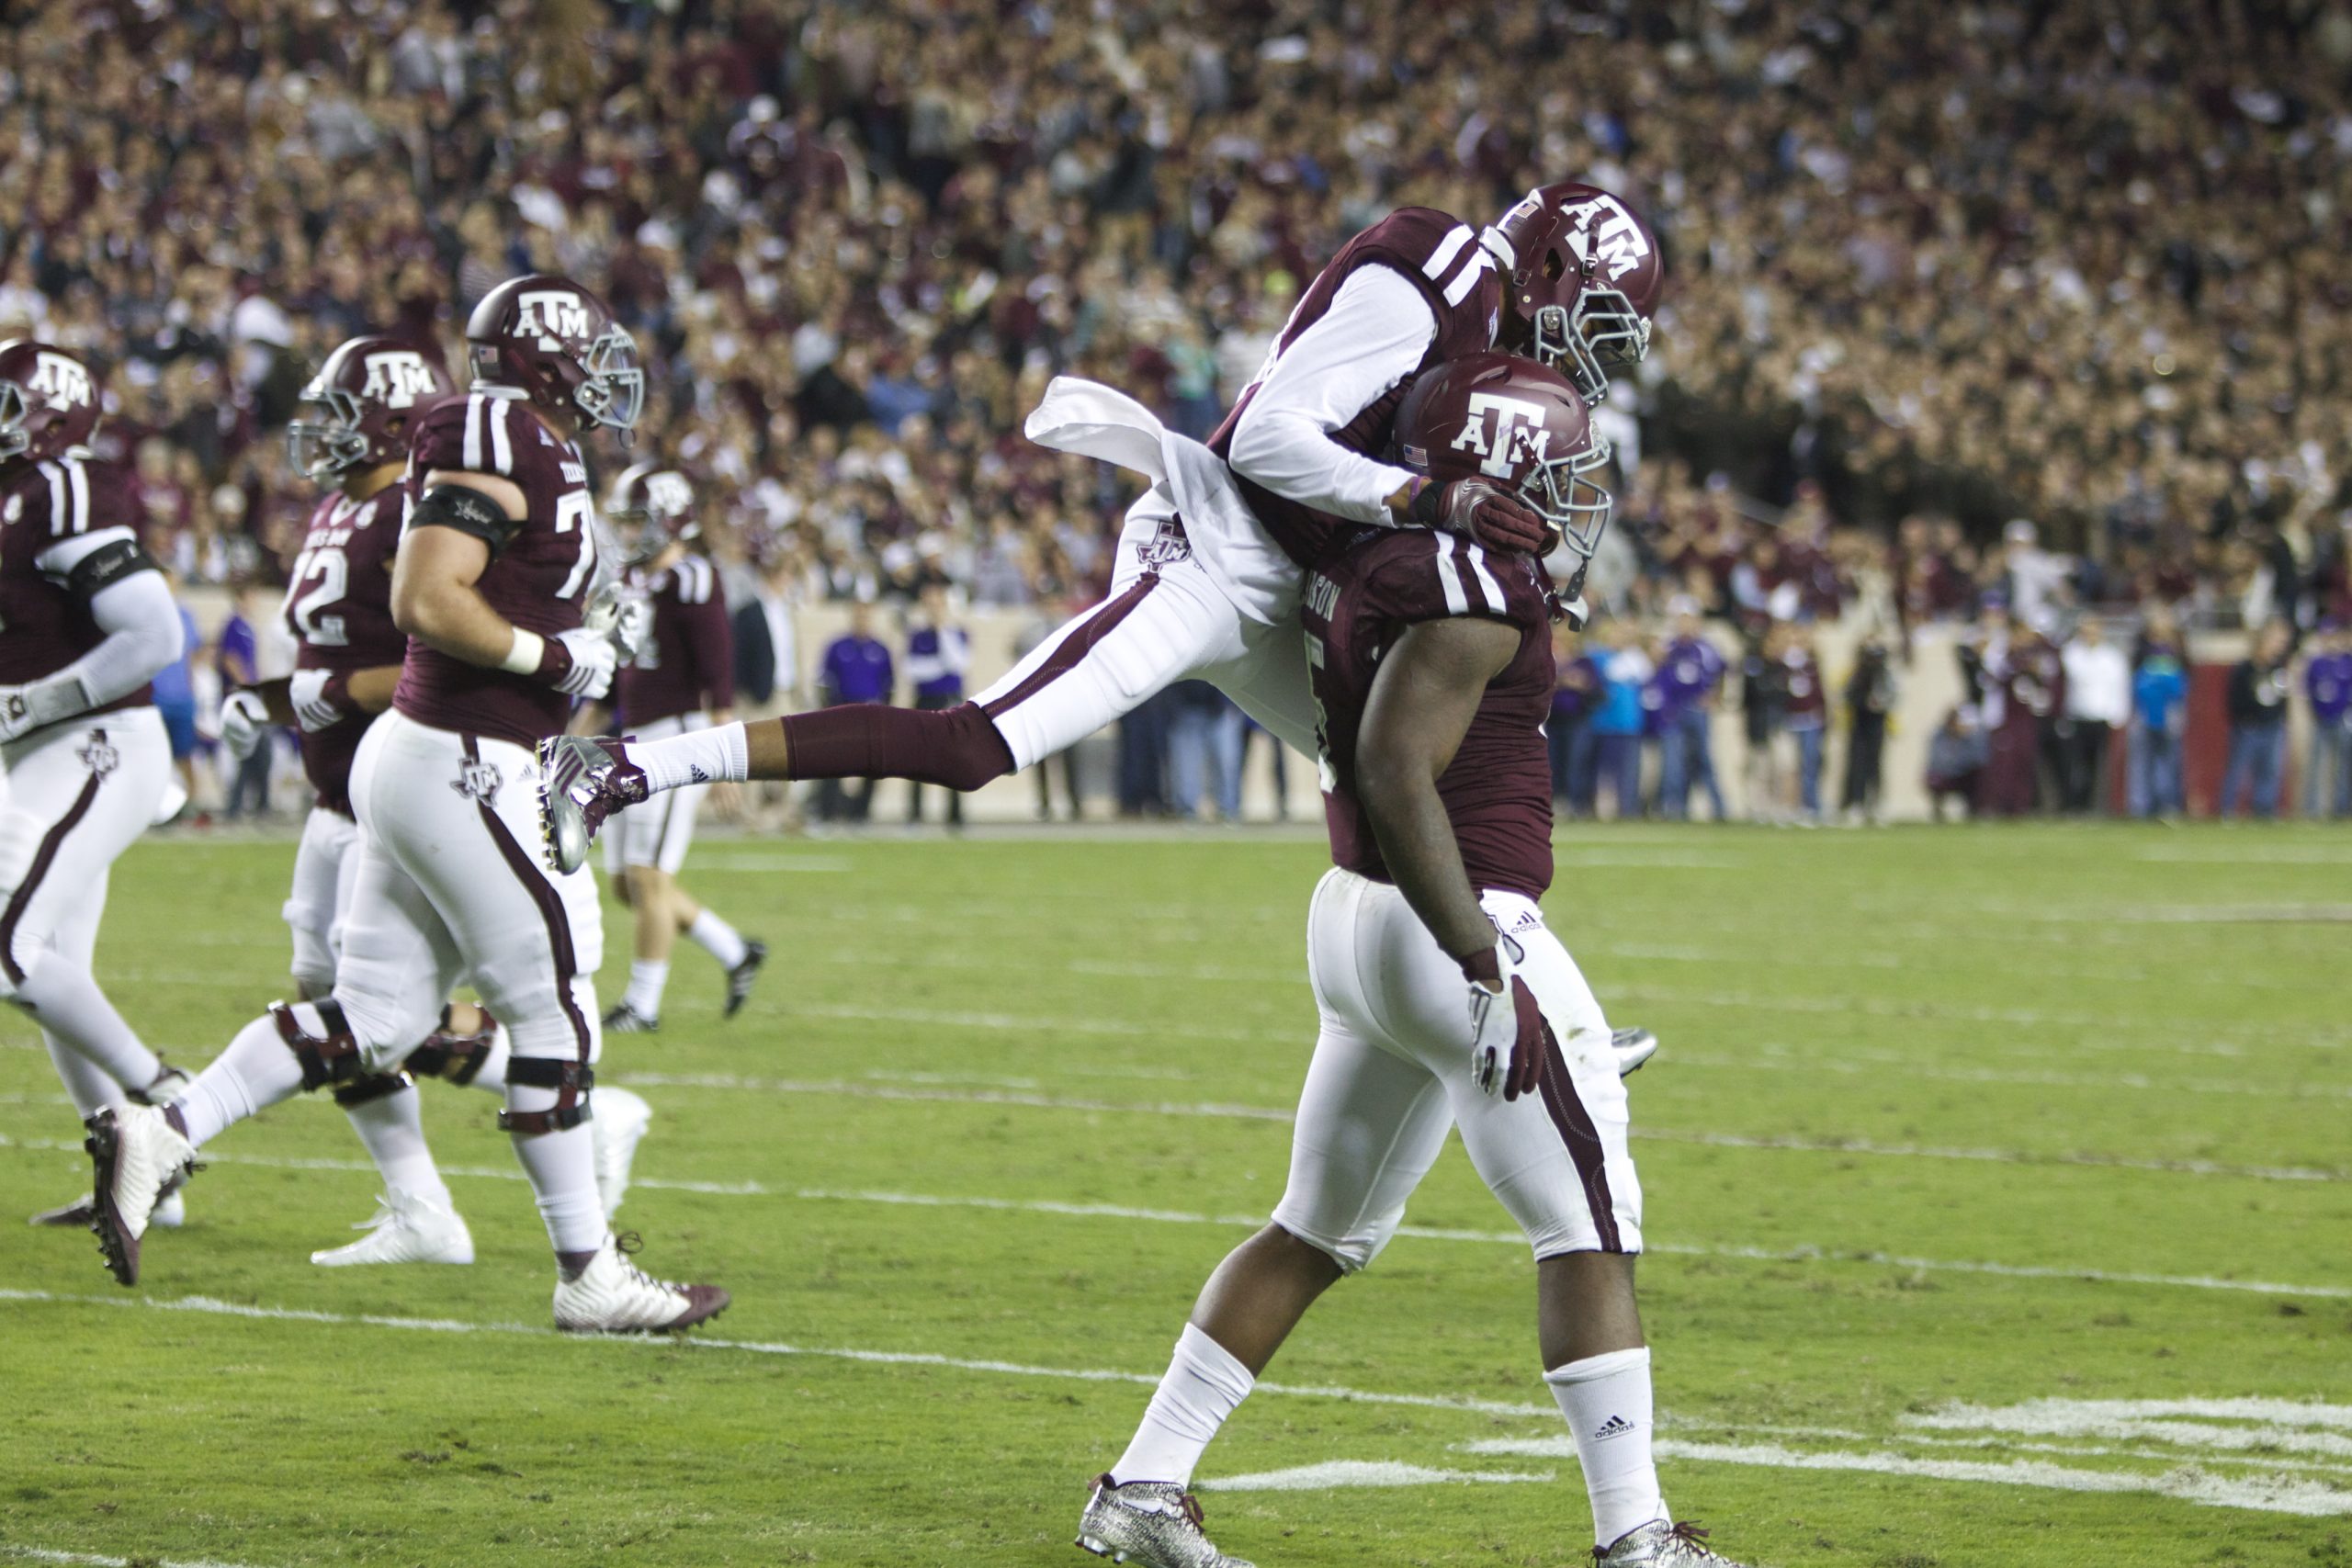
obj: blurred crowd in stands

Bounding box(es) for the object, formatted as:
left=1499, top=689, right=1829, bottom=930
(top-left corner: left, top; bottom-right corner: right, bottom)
left=8, top=0, right=2350, bottom=821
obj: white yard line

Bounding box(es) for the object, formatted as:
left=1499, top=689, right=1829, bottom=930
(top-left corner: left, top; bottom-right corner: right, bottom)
left=1200, top=1461, right=1555, bottom=1491
left=1, top=1547, right=272, bottom=1568
left=5, top=1133, right=2344, bottom=1301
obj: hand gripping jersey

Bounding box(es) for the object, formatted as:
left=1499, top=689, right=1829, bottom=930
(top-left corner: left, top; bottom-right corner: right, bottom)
left=0, top=451, right=151, bottom=711
left=1209, top=208, right=1502, bottom=570
left=614, top=553, right=733, bottom=728
left=390, top=391, right=601, bottom=746
left=1303, top=528, right=1556, bottom=900
left=283, top=489, right=404, bottom=816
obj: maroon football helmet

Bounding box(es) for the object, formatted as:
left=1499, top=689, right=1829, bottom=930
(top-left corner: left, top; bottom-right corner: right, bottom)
left=0, top=340, right=102, bottom=464
left=465, top=274, right=644, bottom=434
left=1487, top=183, right=1661, bottom=404
left=286, top=334, right=454, bottom=482
left=1395, top=352, right=1613, bottom=562
left=605, top=461, right=699, bottom=562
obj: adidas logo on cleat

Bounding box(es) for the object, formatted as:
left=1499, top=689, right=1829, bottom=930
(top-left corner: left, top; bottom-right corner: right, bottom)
left=1594, top=1414, right=1637, bottom=1441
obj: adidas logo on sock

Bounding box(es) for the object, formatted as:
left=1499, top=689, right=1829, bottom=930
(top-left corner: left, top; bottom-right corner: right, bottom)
left=688, top=765, right=709, bottom=783
left=1594, top=1414, right=1637, bottom=1441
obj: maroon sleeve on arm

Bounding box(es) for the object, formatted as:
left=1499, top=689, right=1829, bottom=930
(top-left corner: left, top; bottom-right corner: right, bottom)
left=780, top=700, right=1012, bottom=791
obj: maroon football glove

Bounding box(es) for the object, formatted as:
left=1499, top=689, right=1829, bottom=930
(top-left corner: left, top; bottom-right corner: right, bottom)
left=1409, top=476, right=1550, bottom=555
left=1459, top=944, right=1550, bottom=1101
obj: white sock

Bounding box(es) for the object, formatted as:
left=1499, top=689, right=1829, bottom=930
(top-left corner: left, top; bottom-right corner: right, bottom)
left=14, top=951, right=163, bottom=1090
left=1110, top=1324, right=1256, bottom=1488
left=175, top=1010, right=313, bottom=1148
left=686, top=909, right=748, bottom=969
left=510, top=1122, right=605, bottom=1254
left=1547, top=1347, right=1667, bottom=1549
left=46, top=1032, right=127, bottom=1117
left=622, top=959, right=669, bottom=1017
left=342, top=1087, right=452, bottom=1208
left=635, top=722, right=748, bottom=793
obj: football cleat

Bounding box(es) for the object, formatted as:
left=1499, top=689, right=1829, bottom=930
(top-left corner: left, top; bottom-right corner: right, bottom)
left=592, top=1086, right=653, bottom=1217
left=85, top=1104, right=196, bottom=1286
left=33, top=1189, right=183, bottom=1230
left=1611, top=1027, right=1660, bottom=1077
left=311, top=1187, right=475, bottom=1267
left=1595, top=1520, right=1749, bottom=1566
left=723, top=939, right=767, bottom=1020
left=1076, top=1475, right=1254, bottom=1568
left=601, top=1000, right=659, bottom=1035
left=536, top=735, right=648, bottom=874
left=551, top=1232, right=728, bottom=1334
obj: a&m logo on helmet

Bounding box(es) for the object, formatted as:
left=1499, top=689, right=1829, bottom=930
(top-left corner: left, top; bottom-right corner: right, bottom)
left=1451, top=393, right=1555, bottom=480
left=358, top=350, right=440, bottom=408
left=645, top=471, right=695, bottom=516
left=515, top=290, right=591, bottom=346
left=27, top=351, right=94, bottom=410
left=1560, top=194, right=1652, bottom=283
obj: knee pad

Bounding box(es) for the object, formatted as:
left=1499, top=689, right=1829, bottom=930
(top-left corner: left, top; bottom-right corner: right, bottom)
left=406, top=1005, right=500, bottom=1085
left=498, top=1055, right=594, bottom=1136
left=332, top=1070, right=413, bottom=1108
left=273, top=999, right=368, bottom=1091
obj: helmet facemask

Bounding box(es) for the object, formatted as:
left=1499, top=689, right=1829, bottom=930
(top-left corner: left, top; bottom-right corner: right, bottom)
left=0, top=380, right=28, bottom=460
left=286, top=389, right=373, bottom=482
left=1518, top=433, right=1615, bottom=563
left=574, top=328, right=645, bottom=434
left=607, top=503, right=661, bottom=565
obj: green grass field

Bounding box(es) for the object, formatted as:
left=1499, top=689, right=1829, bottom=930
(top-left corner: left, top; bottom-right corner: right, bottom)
left=3, top=822, right=2348, bottom=1568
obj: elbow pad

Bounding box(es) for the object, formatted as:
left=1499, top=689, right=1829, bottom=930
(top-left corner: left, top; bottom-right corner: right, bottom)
left=412, top=484, right=522, bottom=559
left=64, top=537, right=159, bottom=608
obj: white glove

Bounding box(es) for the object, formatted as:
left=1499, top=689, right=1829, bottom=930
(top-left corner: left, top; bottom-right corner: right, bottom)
left=585, top=581, right=655, bottom=663
left=550, top=626, right=617, bottom=700
left=219, top=689, right=271, bottom=761
left=1462, top=934, right=1547, bottom=1101
left=0, top=677, right=92, bottom=744
left=287, top=669, right=348, bottom=733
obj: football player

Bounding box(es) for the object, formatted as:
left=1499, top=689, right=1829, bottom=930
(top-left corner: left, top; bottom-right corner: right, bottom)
left=537, top=186, right=1664, bottom=1068
left=0, top=341, right=194, bottom=1231
left=587, top=463, right=764, bottom=1035
left=1077, top=356, right=1746, bottom=1568
left=87, top=276, right=727, bottom=1333
left=216, top=333, right=650, bottom=1268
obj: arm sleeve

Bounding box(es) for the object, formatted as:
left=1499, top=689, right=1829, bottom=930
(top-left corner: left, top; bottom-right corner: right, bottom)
left=1225, top=265, right=1436, bottom=525
left=14, top=547, right=186, bottom=716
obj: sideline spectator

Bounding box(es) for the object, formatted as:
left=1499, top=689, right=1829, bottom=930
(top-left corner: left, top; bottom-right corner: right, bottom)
left=2221, top=622, right=2294, bottom=819
left=1550, top=626, right=1601, bottom=817
left=813, top=601, right=893, bottom=825
left=2305, top=624, right=2352, bottom=820
left=1167, top=682, right=1245, bottom=824
left=1781, top=625, right=1827, bottom=823
left=1981, top=617, right=2064, bottom=817
left=1926, top=709, right=1987, bottom=823
left=1653, top=605, right=1726, bottom=821
left=217, top=579, right=273, bottom=820
left=2059, top=620, right=2132, bottom=815
left=1740, top=627, right=1790, bottom=823
left=1840, top=637, right=1898, bottom=824
left=903, top=583, right=971, bottom=827
left=1591, top=623, right=1652, bottom=820
left=2127, top=613, right=2190, bottom=819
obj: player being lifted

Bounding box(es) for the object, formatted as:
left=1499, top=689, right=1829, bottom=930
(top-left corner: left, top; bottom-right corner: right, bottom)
left=0, top=341, right=192, bottom=1229
left=1077, top=355, right=1746, bottom=1568
left=588, top=463, right=765, bottom=1036
left=538, top=184, right=1661, bottom=1068
left=86, top=276, right=726, bottom=1333
left=213, top=333, right=650, bottom=1269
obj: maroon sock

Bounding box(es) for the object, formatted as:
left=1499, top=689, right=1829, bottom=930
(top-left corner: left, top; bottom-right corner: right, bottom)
left=557, top=1248, right=598, bottom=1281
left=782, top=702, right=1013, bottom=791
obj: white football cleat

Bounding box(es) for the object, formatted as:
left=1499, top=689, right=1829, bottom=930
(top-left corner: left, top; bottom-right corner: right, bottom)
left=311, top=1187, right=475, bottom=1267
left=593, top=1086, right=652, bottom=1217
left=85, top=1103, right=195, bottom=1285
left=1076, top=1474, right=1254, bottom=1567
left=551, top=1233, right=728, bottom=1334
left=30, top=1190, right=180, bottom=1228
left=1595, top=1520, right=1750, bottom=1565
left=1611, top=1026, right=1660, bottom=1077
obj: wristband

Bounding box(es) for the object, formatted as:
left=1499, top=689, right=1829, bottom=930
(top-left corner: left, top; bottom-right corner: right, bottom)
left=1457, top=946, right=1502, bottom=988
left=501, top=628, right=547, bottom=676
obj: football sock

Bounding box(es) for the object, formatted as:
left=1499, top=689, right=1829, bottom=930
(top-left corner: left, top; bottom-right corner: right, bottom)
left=13, top=951, right=164, bottom=1091
left=686, top=909, right=748, bottom=969
left=507, top=1100, right=604, bottom=1256
left=342, top=1087, right=453, bottom=1209
left=1545, top=1347, right=1667, bottom=1548
left=175, top=1010, right=311, bottom=1147
left=45, top=1032, right=127, bottom=1117
left=623, top=959, right=669, bottom=1018
left=1110, top=1324, right=1256, bottom=1488
left=634, top=723, right=749, bottom=793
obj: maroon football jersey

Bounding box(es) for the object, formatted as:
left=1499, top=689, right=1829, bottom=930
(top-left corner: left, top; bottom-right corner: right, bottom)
left=285, top=487, right=404, bottom=815
left=0, top=452, right=153, bottom=714
left=390, top=391, right=600, bottom=747
left=1209, top=208, right=1503, bottom=570
left=1304, top=528, right=1556, bottom=900
left=614, top=552, right=734, bottom=728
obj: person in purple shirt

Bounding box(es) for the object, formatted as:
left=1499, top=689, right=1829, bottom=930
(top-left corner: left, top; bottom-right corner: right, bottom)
left=904, top=583, right=972, bottom=826
left=2304, top=622, right=2352, bottom=818
left=1652, top=604, right=1726, bottom=820
left=815, top=600, right=894, bottom=823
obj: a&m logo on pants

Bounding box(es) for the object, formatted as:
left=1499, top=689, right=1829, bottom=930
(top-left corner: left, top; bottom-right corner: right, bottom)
left=76, top=733, right=119, bottom=779
left=452, top=757, right=503, bottom=805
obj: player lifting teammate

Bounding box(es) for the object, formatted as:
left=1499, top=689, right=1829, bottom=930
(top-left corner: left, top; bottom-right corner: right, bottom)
left=0, top=341, right=195, bottom=1232
left=85, top=275, right=724, bottom=1333
left=1077, top=355, right=1746, bottom=1568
